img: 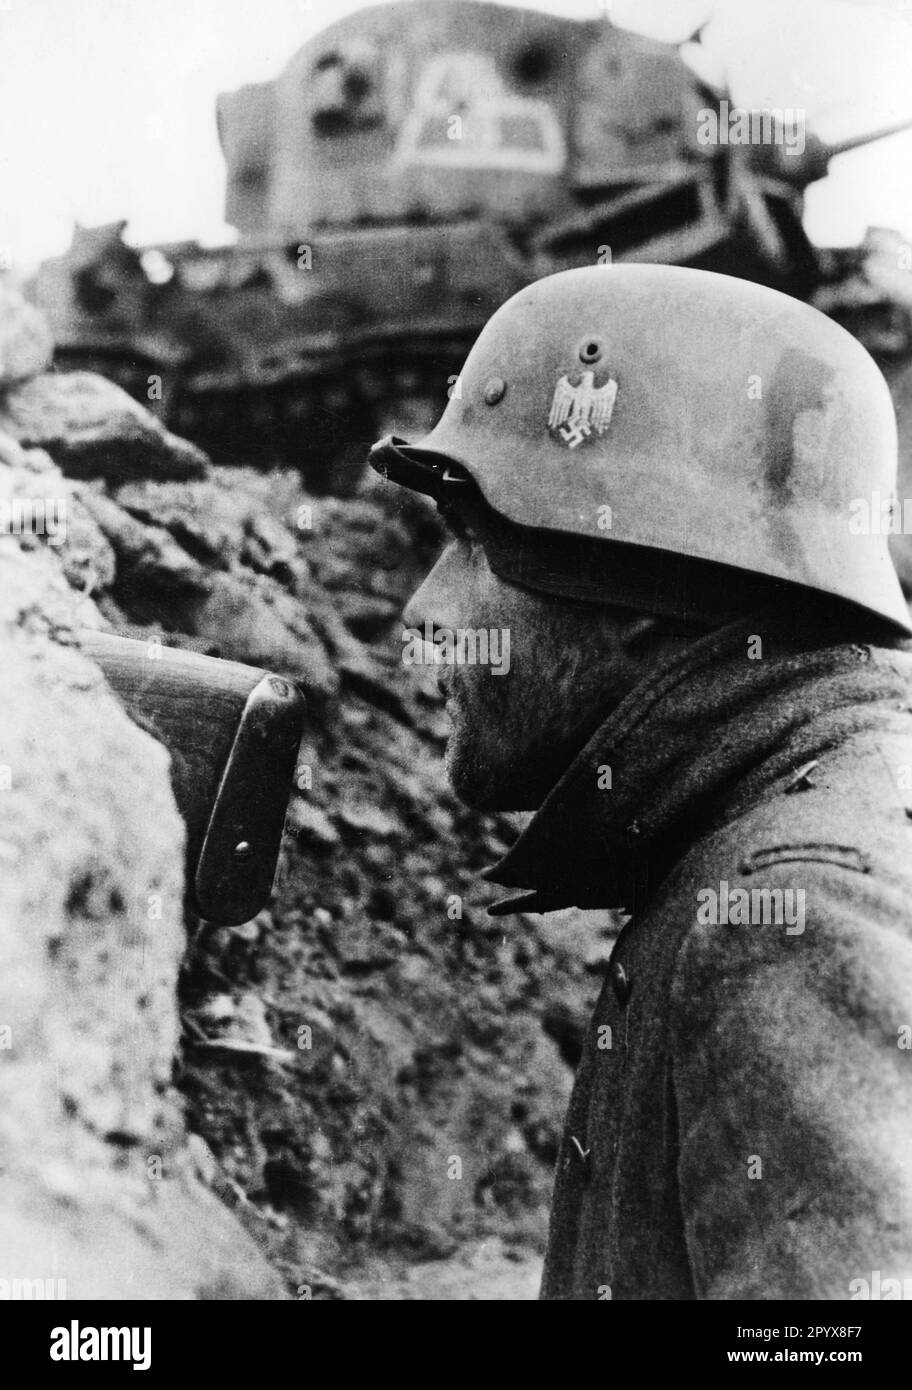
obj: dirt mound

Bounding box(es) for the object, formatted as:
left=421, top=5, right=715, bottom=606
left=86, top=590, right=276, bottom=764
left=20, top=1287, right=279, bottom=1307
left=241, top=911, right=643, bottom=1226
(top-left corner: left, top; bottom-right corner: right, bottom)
left=0, top=414, right=281, bottom=1299
left=87, top=460, right=607, bottom=1295
left=1, top=320, right=609, bottom=1295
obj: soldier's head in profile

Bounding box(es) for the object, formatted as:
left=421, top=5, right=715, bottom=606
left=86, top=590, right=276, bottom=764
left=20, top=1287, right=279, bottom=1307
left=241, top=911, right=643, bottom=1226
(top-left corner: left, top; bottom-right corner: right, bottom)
left=370, top=264, right=910, bottom=814
left=370, top=264, right=912, bottom=1304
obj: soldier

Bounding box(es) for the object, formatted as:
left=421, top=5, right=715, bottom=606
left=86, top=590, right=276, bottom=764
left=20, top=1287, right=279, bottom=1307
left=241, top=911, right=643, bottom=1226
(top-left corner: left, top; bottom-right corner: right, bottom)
left=369, top=264, right=912, bottom=1301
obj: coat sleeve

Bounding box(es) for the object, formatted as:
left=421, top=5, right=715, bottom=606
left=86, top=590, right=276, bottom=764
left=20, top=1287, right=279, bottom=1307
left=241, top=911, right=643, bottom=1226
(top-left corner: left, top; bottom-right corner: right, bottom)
left=670, top=856, right=912, bottom=1300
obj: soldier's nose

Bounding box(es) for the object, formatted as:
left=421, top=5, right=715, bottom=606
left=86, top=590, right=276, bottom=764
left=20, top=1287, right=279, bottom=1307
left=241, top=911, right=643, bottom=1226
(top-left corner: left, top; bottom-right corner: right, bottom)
left=403, top=543, right=466, bottom=631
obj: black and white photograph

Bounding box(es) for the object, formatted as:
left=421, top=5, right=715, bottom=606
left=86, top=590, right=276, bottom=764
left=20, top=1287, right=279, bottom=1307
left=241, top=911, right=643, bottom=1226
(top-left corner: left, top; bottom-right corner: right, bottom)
left=2, top=0, right=912, bottom=1343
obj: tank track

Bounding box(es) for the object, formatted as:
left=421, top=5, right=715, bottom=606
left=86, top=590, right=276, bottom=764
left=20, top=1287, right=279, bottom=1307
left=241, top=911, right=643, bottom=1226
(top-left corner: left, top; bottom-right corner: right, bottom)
left=54, top=330, right=478, bottom=493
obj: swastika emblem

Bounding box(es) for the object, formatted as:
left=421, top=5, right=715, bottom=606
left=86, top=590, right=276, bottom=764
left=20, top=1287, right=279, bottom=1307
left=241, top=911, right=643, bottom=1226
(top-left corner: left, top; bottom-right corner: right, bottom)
left=558, top=420, right=592, bottom=449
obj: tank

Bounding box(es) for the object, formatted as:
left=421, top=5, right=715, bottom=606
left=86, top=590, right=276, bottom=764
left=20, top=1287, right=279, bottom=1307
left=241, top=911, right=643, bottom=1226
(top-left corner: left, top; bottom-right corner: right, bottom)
left=32, top=0, right=912, bottom=493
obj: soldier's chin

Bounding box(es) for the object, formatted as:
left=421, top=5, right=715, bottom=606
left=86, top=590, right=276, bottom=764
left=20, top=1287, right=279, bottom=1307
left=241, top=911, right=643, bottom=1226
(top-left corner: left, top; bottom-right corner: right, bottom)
left=444, top=732, right=500, bottom=810
left=444, top=731, right=534, bottom=813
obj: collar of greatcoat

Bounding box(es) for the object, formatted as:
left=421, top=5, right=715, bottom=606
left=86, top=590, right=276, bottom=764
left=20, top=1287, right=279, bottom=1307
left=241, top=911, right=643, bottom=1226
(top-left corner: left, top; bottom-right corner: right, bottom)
left=482, top=601, right=912, bottom=916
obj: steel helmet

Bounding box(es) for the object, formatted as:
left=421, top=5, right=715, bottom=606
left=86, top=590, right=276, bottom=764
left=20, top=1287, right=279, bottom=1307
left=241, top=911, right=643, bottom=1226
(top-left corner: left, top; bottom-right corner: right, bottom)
left=370, top=264, right=911, bottom=633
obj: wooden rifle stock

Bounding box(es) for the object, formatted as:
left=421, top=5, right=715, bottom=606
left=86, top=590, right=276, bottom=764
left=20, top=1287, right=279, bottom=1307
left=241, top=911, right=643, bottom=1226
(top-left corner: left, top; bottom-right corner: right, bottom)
left=79, top=630, right=305, bottom=925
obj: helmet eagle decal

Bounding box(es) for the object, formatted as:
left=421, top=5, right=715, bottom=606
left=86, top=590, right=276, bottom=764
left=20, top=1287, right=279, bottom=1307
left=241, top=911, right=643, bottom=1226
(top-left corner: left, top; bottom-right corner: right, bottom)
left=548, top=370, right=618, bottom=448
left=370, top=264, right=911, bottom=634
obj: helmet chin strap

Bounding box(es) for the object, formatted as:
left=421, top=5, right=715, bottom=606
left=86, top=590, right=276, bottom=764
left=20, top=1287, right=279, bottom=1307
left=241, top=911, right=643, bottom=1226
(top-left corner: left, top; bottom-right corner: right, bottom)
left=371, top=434, right=745, bottom=621
left=468, top=498, right=782, bottom=629
left=369, top=435, right=473, bottom=502
left=370, top=434, right=908, bottom=636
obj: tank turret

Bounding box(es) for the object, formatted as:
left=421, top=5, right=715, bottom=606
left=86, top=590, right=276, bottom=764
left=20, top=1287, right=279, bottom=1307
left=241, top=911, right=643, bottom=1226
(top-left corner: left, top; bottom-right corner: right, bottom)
left=33, top=0, right=912, bottom=492
left=218, top=1, right=710, bottom=237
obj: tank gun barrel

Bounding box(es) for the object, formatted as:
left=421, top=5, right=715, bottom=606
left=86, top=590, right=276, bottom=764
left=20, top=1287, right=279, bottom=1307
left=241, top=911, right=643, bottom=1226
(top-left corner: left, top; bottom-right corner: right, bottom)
left=757, top=114, right=912, bottom=190
left=825, top=115, right=912, bottom=160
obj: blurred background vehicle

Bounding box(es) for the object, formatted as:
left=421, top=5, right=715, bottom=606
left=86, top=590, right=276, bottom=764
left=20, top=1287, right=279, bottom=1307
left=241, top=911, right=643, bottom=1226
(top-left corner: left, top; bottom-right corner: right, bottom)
left=32, top=0, right=912, bottom=514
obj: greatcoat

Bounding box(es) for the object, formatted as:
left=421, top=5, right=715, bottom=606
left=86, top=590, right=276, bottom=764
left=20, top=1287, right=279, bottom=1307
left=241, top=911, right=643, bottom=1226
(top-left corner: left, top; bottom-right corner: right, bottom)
left=485, top=606, right=912, bottom=1300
